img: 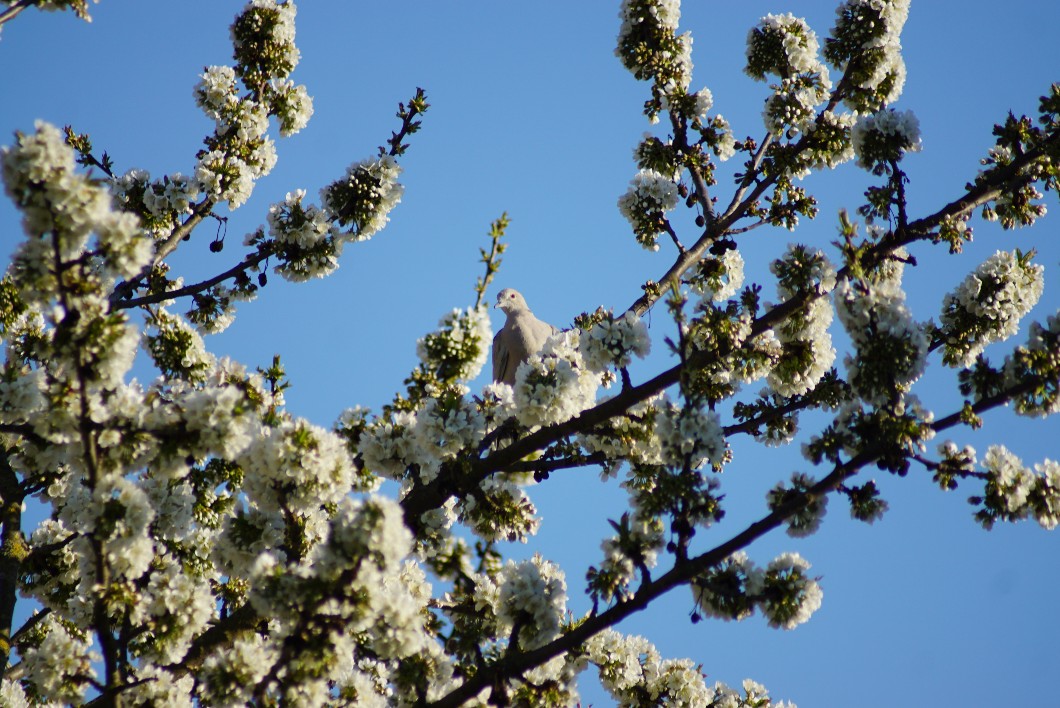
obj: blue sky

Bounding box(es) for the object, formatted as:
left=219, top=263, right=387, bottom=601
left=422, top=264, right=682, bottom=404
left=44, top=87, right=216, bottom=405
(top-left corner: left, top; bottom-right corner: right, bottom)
left=2, top=1, right=1059, bottom=706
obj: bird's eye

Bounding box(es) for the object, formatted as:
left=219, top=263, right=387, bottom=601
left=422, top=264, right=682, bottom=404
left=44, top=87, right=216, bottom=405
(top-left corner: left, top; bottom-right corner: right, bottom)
left=509, top=293, right=515, bottom=298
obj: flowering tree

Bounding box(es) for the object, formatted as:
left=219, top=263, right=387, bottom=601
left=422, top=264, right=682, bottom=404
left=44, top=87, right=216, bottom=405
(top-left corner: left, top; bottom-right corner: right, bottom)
left=1, top=0, right=1058, bottom=706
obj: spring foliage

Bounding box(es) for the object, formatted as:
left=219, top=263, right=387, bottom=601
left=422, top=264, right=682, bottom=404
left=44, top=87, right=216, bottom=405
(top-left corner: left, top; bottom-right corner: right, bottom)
left=1, top=0, right=1058, bottom=705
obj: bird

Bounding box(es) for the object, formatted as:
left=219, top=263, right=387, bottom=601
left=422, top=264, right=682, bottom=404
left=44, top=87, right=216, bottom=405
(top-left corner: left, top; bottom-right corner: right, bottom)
left=492, top=288, right=558, bottom=385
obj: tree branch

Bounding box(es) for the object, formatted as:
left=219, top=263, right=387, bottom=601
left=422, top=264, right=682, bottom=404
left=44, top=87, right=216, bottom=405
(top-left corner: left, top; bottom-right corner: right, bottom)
left=115, top=247, right=270, bottom=310
left=426, top=376, right=1042, bottom=707
left=0, top=1, right=31, bottom=27
left=0, top=452, right=26, bottom=678
left=110, top=198, right=217, bottom=305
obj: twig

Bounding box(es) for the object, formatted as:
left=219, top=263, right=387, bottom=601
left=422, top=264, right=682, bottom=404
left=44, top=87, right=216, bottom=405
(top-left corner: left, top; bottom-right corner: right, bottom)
left=0, top=1, right=31, bottom=27
left=115, top=248, right=270, bottom=310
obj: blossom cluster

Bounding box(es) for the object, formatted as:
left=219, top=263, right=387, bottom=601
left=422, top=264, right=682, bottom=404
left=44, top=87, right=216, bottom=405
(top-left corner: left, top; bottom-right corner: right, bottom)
left=746, top=13, right=828, bottom=81
left=767, top=245, right=837, bottom=397
left=973, top=445, right=1060, bottom=530
left=111, top=168, right=201, bottom=237
left=1003, top=312, right=1060, bottom=417
left=834, top=273, right=928, bottom=406
left=688, top=248, right=745, bottom=304
left=617, top=169, right=680, bottom=250
left=193, top=64, right=277, bottom=208
left=2, top=121, right=148, bottom=286
left=589, top=511, right=664, bottom=602
left=190, top=1, right=313, bottom=210
left=580, top=310, right=651, bottom=375
left=805, top=394, right=936, bottom=476
left=588, top=628, right=799, bottom=707
left=654, top=396, right=727, bottom=471
left=938, top=249, right=1045, bottom=368
left=320, top=155, right=404, bottom=240
left=615, top=0, right=692, bottom=97
left=824, top=0, right=910, bottom=111
left=416, top=305, right=492, bottom=383
left=746, top=14, right=833, bottom=135
left=851, top=107, right=922, bottom=171
left=579, top=396, right=665, bottom=476
left=767, top=472, right=829, bottom=537
left=17, top=615, right=98, bottom=704
left=479, top=555, right=568, bottom=650
left=692, top=551, right=823, bottom=630
left=513, top=330, right=599, bottom=428
left=800, top=109, right=858, bottom=170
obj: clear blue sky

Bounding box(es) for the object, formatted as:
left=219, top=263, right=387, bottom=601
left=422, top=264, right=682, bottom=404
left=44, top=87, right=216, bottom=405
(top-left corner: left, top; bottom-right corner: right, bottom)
left=2, top=2, right=1058, bottom=706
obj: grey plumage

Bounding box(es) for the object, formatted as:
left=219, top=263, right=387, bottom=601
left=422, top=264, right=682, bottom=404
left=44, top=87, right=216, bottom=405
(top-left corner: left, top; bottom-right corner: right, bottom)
left=492, top=288, right=557, bottom=385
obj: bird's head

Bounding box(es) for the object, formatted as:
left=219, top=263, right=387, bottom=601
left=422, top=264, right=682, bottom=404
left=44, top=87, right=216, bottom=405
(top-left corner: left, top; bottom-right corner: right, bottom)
left=494, top=288, right=528, bottom=313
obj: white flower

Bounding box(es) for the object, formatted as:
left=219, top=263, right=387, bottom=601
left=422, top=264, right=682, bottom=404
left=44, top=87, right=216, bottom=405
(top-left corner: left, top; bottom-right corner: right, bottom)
left=983, top=445, right=1034, bottom=515
left=0, top=679, right=31, bottom=708
left=198, top=633, right=279, bottom=707
left=851, top=108, right=922, bottom=169
left=414, top=394, right=485, bottom=460
left=360, top=410, right=423, bottom=481
left=19, top=615, right=99, bottom=704
left=514, top=330, right=598, bottom=428
left=321, top=155, right=404, bottom=242
left=580, top=311, right=651, bottom=373
left=239, top=418, right=355, bottom=514
left=495, top=554, right=567, bottom=650
left=654, top=396, right=726, bottom=470
left=269, top=78, right=315, bottom=136
left=617, top=169, right=680, bottom=251
left=195, top=149, right=255, bottom=209
left=416, top=305, right=493, bottom=382
left=834, top=276, right=928, bottom=405
left=746, top=13, right=828, bottom=79
left=690, top=248, right=745, bottom=304
left=940, top=250, right=1044, bottom=367
left=691, top=551, right=764, bottom=622
left=760, top=552, right=823, bottom=629
left=194, top=65, right=238, bottom=119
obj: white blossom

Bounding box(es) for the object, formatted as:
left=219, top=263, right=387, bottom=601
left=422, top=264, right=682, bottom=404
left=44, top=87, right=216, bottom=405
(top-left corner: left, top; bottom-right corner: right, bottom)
left=195, top=149, right=256, bottom=209
left=940, top=250, right=1044, bottom=367
left=581, top=311, right=651, bottom=373
left=268, top=77, right=314, bottom=136
left=320, top=155, right=404, bottom=242
left=834, top=276, right=928, bottom=405
left=198, top=633, right=279, bottom=707
left=19, top=615, right=99, bottom=704
left=851, top=107, right=922, bottom=169
left=760, top=552, right=823, bottom=629
left=513, top=330, right=598, bottom=428
left=494, top=555, right=567, bottom=650
left=654, top=396, right=726, bottom=470
left=416, top=305, right=493, bottom=382
left=983, top=445, right=1034, bottom=516
left=617, top=169, right=680, bottom=250
left=827, top=0, right=910, bottom=110
left=238, top=418, right=354, bottom=515
left=414, top=394, right=486, bottom=460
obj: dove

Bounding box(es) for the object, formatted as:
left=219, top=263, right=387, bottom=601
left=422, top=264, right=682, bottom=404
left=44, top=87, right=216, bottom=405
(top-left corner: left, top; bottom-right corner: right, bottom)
left=492, top=288, right=558, bottom=385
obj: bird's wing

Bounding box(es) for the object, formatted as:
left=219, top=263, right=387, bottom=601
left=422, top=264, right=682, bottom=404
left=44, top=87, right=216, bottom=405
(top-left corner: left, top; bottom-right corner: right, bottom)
left=492, top=329, right=510, bottom=383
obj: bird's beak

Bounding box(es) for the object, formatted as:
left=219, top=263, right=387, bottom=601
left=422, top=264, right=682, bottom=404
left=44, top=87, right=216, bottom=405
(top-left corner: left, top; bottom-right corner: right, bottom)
left=493, top=301, right=500, bottom=309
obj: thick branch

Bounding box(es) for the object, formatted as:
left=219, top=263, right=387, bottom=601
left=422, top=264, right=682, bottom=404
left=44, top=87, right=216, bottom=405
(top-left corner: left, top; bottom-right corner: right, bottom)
left=0, top=452, right=25, bottom=677
left=426, top=378, right=1038, bottom=707
left=504, top=452, right=608, bottom=476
